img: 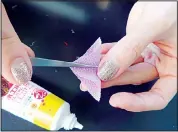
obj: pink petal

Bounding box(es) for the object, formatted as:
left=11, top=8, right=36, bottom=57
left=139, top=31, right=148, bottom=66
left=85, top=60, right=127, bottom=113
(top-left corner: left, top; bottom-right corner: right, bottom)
left=70, top=38, right=102, bottom=101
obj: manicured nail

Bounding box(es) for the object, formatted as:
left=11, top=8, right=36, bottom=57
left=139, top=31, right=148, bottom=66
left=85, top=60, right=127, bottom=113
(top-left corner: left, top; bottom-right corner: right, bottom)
left=98, top=60, right=119, bottom=81
left=11, top=58, right=32, bottom=84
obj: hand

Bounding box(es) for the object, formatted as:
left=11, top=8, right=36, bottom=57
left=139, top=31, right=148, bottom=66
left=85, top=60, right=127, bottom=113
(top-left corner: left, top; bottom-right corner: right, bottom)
left=81, top=1, right=177, bottom=112
left=2, top=3, right=35, bottom=85
left=2, top=36, right=35, bottom=85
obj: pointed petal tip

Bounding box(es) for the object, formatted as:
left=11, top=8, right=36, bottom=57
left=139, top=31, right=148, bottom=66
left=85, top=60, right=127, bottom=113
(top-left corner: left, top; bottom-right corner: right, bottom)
left=97, top=37, right=102, bottom=44
left=92, top=92, right=101, bottom=102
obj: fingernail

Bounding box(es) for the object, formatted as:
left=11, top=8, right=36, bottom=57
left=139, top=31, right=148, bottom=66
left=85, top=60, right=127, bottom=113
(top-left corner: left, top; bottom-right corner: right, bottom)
left=98, top=60, right=119, bottom=81
left=11, top=58, right=32, bottom=84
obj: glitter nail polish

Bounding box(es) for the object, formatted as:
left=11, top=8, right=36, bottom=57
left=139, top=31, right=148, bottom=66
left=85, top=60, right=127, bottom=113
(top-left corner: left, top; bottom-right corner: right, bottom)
left=11, top=58, right=31, bottom=84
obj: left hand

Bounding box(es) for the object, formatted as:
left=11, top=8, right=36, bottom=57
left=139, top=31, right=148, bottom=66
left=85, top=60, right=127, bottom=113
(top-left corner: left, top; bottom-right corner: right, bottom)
left=80, top=1, right=177, bottom=112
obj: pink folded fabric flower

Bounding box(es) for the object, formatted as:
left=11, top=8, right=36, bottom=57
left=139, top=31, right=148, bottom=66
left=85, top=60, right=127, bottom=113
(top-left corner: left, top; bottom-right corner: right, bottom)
left=70, top=38, right=102, bottom=101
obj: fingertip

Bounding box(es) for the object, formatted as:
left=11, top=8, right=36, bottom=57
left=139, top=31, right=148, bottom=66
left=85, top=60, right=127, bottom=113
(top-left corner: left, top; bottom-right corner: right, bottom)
left=80, top=83, right=87, bottom=92
left=109, top=96, right=117, bottom=107
left=23, top=44, right=35, bottom=57
left=109, top=92, right=141, bottom=112
left=109, top=93, right=122, bottom=108
left=97, top=58, right=119, bottom=81
left=2, top=38, right=33, bottom=85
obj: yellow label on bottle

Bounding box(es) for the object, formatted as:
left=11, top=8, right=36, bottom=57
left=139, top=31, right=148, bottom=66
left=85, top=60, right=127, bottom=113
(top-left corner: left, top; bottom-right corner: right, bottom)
left=33, top=93, right=64, bottom=130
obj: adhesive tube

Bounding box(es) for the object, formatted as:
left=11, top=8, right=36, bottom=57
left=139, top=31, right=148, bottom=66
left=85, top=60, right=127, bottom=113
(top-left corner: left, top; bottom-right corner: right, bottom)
left=1, top=77, right=83, bottom=130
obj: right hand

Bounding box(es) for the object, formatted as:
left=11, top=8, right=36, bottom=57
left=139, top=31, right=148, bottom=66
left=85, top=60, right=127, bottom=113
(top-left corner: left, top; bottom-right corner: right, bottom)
left=2, top=3, right=35, bottom=85
left=2, top=36, right=35, bottom=85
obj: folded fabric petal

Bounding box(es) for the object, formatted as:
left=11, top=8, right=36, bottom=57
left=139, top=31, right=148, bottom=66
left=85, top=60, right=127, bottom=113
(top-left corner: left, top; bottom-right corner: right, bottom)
left=70, top=38, right=102, bottom=101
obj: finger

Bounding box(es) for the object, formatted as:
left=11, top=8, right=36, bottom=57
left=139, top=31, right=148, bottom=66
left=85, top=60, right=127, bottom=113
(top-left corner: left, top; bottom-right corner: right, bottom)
left=153, top=41, right=177, bottom=58
left=131, top=56, right=144, bottom=65
left=80, top=83, right=87, bottom=92
left=81, top=57, right=145, bottom=91
left=97, top=33, right=157, bottom=81
left=101, top=54, right=144, bottom=66
left=101, top=43, right=116, bottom=54
left=102, top=53, right=144, bottom=66
left=2, top=38, right=33, bottom=85
left=101, top=42, right=144, bottom=64
left=109, top=76, right=177, bottom=112
left=97, top=2, right=176, bottom=81
left=126, top=1, right=146, bottom=33
left=101, top=62, right=158, bottom=88
left=23, top=44, right=35, bottom=57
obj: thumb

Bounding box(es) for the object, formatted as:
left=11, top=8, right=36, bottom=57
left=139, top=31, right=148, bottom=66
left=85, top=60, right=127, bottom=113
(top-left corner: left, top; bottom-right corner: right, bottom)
left=2, top=37, right=35, bottom=85
left=97, top=1, right=176, bottom=81
left=97, top=33, right=155, bottom=81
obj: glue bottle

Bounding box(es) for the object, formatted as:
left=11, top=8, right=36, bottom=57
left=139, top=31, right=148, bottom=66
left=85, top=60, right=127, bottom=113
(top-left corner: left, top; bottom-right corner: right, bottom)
left=1, top=77, right=83, bottom=130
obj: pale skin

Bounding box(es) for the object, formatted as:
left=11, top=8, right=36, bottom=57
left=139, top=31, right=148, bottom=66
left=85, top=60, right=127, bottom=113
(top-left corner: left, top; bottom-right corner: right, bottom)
left=81, top=1, right=177, bottom=112
left=2, top=2, right=177, bottom=112
left=2, top=3, right=35, bottom=85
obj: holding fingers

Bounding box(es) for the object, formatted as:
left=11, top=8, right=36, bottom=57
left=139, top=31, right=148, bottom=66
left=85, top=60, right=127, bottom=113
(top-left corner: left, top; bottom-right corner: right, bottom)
left=2, top=3, right=35, bottom=85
